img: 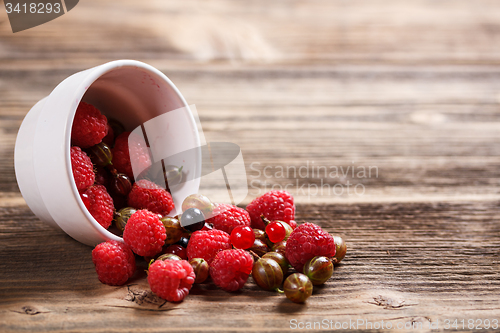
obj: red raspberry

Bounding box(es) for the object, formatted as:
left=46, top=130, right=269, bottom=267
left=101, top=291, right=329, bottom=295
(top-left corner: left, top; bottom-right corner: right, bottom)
left=111, top=132, right=151, bottom=181
left=80, top=185, right=114, bottom=229
left=147, top=259, right=195, bottom=302
left=127, top=179, right=175, bottom=216
left=208, top=203, right=251, bottom=234
left=285, top=223, right=336, bottom=272
left=92, top=240, right=136, bottom=286
left=210, top=249, right=253, bottom=292
left=123, top=210, right=166, bottom=257
left=71, top=102, right=108, bottom=148
left=70, top=146, right=94, bottom=191
left=186, top=229, right=231, bottom=264
left=246, top=190, right=295, bottom=230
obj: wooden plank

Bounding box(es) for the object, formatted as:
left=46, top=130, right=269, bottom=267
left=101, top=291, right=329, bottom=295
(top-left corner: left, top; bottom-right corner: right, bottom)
left=1, top=0, right=500, bottom=331
left=2, top=1, right=500, bottom=64
left=0, top=202, right=499, bottom=332
left=2, top=66, right=500, bottom=201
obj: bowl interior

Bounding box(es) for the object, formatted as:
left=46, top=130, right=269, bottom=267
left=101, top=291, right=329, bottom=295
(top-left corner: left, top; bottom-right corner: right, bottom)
left=82, top=67, right=185, bottom=131
left=76, top=65, right=200, bottom=236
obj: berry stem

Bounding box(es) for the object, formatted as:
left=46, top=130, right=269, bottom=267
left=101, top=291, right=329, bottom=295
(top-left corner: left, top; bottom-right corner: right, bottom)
left=249, top=250, right=261, bottom=260
left=108, top=165, right=118, bottom=176
left=147, top=259, right=155, bottom=271
left=260, top=215, right=271, bottom=226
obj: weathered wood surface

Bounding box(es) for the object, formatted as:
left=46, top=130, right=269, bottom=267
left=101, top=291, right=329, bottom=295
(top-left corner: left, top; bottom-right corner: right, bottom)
left=1, top=0, right=500, bottom=332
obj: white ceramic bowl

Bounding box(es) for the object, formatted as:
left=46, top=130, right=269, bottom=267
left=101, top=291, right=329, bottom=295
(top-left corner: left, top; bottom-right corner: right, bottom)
left=14, top=60, right=201, bottom=246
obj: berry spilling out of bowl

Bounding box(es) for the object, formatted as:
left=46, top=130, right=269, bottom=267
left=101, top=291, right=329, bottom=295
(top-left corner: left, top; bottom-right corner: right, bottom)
left=90, top=190, right=347, bottom=303
left=76, top=101, right=347, bottom=303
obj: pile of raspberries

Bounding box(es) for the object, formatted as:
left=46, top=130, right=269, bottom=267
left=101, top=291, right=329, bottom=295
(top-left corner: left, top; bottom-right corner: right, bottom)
left=70, top=101, right=174, bottom=229
left=71, top=101, right=346, bottom=303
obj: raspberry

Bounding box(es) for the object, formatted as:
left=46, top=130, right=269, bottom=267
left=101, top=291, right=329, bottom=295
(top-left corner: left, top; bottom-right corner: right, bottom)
left=186, top=229, right=232, bottom=264
left=285, top=223, right=336, bottom=272
left=210, top=249, right=253, bottom=292
left=111, top=132, right=151, bottom=181
left=123, top=209, right=166, bottom=257
left=70, top=146, right=94, bottom=191
left=127, top=179, right=175, bottom=216
left=92, top=240, right=136, bottom=286
left=80, top=185, right=114, bottom=229
left=148, top=259, right=195, bottom=302
left=71, top=102, right=108, bottom=148
left=246, top=190, right=295, bottom=230
left=208, top=203, right=251, bottom=234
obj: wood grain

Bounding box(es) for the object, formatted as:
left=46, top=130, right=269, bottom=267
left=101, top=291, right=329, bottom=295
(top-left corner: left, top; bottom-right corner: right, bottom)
left=1, top=202, right=499, bottom=332
left=1, top=0, right=500, bottom=332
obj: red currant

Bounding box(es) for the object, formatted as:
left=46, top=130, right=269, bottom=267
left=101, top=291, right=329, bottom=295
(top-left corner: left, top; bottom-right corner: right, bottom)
left=265, top=221, right=286, bottom=243
left=163, top=244, right=187, bottom=260
left=230, top=226, right=255, bottom=249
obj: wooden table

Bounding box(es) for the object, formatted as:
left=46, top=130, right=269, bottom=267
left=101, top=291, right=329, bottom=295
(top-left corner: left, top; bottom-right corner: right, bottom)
left=1, top=1, right=500, bottom=332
